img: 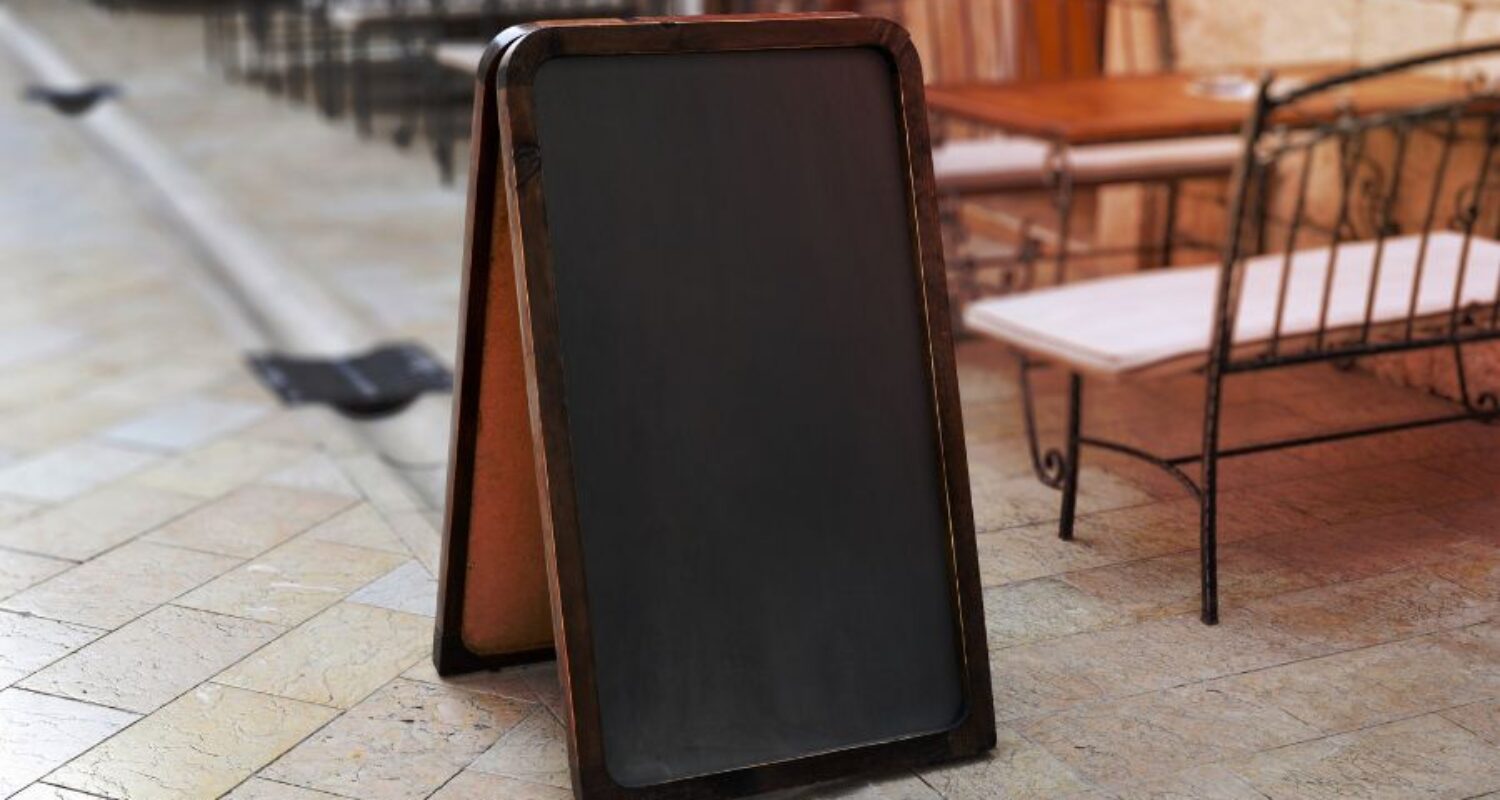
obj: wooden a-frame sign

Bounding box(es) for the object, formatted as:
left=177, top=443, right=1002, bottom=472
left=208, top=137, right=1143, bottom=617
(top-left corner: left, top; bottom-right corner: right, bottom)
left=436, top=13, right=994, bottom=799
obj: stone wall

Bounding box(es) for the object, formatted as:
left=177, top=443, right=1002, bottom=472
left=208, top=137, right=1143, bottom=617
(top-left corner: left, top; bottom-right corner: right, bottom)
left=1171, top=0, right=1496, bottom=69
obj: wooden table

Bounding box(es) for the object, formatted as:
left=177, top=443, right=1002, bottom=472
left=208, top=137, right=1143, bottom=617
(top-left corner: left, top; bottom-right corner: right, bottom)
left=926, top=66, right=1470, bottom=144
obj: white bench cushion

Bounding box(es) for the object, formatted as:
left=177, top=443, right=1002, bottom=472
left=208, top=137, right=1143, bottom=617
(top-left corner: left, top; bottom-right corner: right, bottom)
left=932, top=135, right=1242, bottom=193
left=964, top=232, right=1500, bottom=376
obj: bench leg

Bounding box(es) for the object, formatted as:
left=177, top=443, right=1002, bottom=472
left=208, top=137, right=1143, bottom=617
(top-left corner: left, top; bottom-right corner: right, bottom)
left=1059, top=372, right=1082, bottom=541
left=1199, top=373, right=1224, bottom=625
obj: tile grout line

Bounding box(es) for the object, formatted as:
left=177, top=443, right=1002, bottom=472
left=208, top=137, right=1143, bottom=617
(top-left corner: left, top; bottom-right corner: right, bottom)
left=36, top=781, right=114, bottom=800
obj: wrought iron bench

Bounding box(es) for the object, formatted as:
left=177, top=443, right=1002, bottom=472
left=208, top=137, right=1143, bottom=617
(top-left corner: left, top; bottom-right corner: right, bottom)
left=963, top=44, right=1500, bottom=624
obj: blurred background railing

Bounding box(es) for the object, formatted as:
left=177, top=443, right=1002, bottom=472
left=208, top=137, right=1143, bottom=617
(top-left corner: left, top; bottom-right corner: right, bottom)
left=71, top=0, right=1500, bottom=404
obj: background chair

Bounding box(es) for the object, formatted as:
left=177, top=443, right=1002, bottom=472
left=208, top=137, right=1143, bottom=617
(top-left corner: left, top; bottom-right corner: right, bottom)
left=907, top=0, right=1241, bottom=301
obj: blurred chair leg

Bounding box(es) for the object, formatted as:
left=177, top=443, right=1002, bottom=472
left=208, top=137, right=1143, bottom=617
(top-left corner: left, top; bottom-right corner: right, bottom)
left=353, top=29, right=373, bottom=137
left=1161, top=179, right=1179, bottom=266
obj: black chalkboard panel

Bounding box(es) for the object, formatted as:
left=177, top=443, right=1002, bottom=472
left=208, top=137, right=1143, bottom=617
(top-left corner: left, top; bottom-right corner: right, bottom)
left=535, top=45, right=965, bottom=786
left=462, top=14, right=993, bottom=799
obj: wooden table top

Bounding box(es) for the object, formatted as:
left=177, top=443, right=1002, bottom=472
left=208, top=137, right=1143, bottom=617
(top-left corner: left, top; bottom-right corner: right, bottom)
left=926, top=66, right=1470, bottom=145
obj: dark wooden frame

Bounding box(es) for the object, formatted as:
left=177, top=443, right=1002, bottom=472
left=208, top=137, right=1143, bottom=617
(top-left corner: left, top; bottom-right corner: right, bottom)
left=435, top=22, right=547, bottom=676
left=440, top=14, right=995, bottom=799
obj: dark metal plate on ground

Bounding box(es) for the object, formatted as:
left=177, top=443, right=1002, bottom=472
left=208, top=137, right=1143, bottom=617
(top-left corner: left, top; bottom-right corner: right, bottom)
left=247, top=342, right=452, bottom=419
left=23, top=83, right=120, bottom=115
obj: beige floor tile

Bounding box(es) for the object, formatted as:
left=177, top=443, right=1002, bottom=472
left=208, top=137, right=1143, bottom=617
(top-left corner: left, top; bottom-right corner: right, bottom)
left=919, top=725, right=1089, bottom=800
left=1231, top=715, right=1500, bottom=800
left=401, top=659, right=549, bottom=704
left=1424, top=495, right=1500, bottom=542
left=0, top=441, right=158, bottom=503
left=47, top=682, right=337, bottom=800
left=216, top=602, right=431, bottom=708
left=131, top=438, right=307, bottom=499
left=0, top=688, right=137, bottom=798
left=347, top=560, right=436, bottom=617
left=976, top=525, right=1135, bottom=586
left=222, top=778, right=346, bottom=799
left=792, top=773, right=943, bottom=799
left=961, top=401, right=1027, bottom=445
left=1292, top=424, right=1490, bottom=474
left=234, top=408, right=366, bottom=455
left=954, top=341, right=1021, bottom=404
left=201, top=369, right=275, bottom=403
left=103, top=396, right=269, bottom=452
left=87, top=355, right=230, bottom=406
left=1021, top=682, right=1321, bottom=785
left=1257, top=461, right=1488, bottom=526
left=1209, top=624, right=1500, bottom=734
left=1429, top=539, right=1500, bottom=596
left=0, top=324, right=87, bottom=372
left=7, top=783, right=105, bottom=799
left=1062, top=541, right=1323, bottom=622
left=1136, top=490, right=1320, bottom=545
left=1248, top=568, right=1494, bottom=649
left=260, top=453, right=361, bottom=498
left=0, top=359, right=101, bottom=418
left=20, top=605, right=282, bottom=713
left=0, top=391, right=151, bottom=454
left=990, top=610, right=1316, bottom=720
left=962, top=434, right=1044, bottom=479
left=469, top=705, right=568, bottom=788
left=0, top=482, right=200, bottom=562
left=516, top=663, right=566, bottom=722
left=1443, top=698, right=1500, bottom=747
left=1079, top=764, right=1267, bottom=799
left=146, top=484, right=354, bottom=558
left=0, top=549, right=70, bottom=600
left=979, top=490, right=1321, bottom=587
left=262, top=679, right=531, bottom=800
left=969, top=462, right=1157, bottom=534
left=2, top=541, right=238, bottom=629
left=0, top=611, right=101, bottom=689
left=0, top=494, right=39, bottom=527
left=982, top=578, right=1125, bottom=649
left=428, top=771, right=571, bottom=800
left=303, top=503, right=410, bottom=554
left=1244, top=511, right=1477, bottom=585
left=176, top=537, right=407, bottom=626
left=382, top=510, right=442, bottom=576
left=336, top=454, right=425, bottom=515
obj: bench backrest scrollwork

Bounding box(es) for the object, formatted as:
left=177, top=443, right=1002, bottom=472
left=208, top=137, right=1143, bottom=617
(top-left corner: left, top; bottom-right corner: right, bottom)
left=1212, top=43, right=1500, bottom=378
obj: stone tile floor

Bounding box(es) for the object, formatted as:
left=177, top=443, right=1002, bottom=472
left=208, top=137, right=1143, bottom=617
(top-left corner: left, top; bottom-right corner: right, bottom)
left=7, top=0, right=465, bottom=363
left=3, top=2, right=1500, bottom=799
